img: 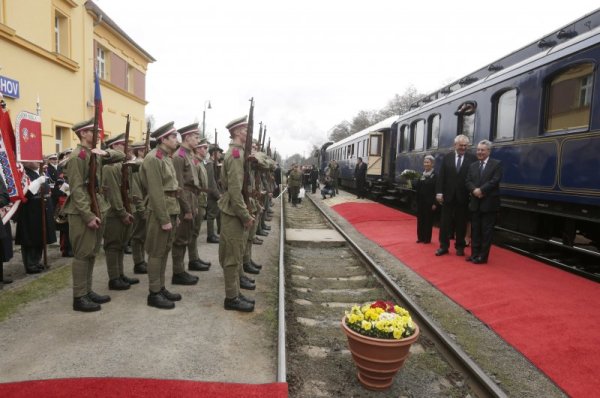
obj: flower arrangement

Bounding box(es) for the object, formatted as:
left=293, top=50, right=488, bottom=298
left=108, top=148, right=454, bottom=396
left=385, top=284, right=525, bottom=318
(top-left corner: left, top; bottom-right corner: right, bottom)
left=345, top=300, right=416, bottom=340
left=400, top=169, right=420, bottom=180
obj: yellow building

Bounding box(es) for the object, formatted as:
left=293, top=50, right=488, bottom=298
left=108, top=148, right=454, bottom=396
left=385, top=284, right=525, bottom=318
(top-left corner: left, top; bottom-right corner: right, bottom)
left=0, top=0, right=154, bottom=155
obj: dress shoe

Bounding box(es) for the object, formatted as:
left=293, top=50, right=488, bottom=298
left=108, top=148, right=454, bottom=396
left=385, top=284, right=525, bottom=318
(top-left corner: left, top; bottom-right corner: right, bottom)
left=73, top=295, right=101, bottom=312
left=243, top=262, right=260, bottom=275
left=25, top=266, right=43, bottom=274
left=87, top=291, right=111, bottom=304
left=250, top=260, right=262, bottom=270
left=472, top=257, right=488, bottom=265
left=121, top=274, right=139, bottom=285
left=239, top=294, right=255, bottom=304
left=147, top=292, right=175, bottom=309
left=160, top=287, right=182, bottom=301
left=240, top=277, right=256, bottom=290
left=109, top=278, right=130, bottom=290
left=435, top=248, right=449, bottom=256
left=253, top=237, right=263, bottom=245
left=263, top=225, right=271, bottom=231
left=465, top=256, right=474, bottom=262
left=257, top=230, right=269, bottom=237
left=224, top=297, right=254, bottom=312
left=134, top=262, right=148, bottom=274
left=172, top=271, right=199, bottom=285
left=416, top=240, right=423, bottom=243
left=241, top=274, right=255, bottom=284
left=456, top=249, right=465, bottom=256
left=207, top=235, right=220, bottom=244
left=189, top=260, right=210, bottom=271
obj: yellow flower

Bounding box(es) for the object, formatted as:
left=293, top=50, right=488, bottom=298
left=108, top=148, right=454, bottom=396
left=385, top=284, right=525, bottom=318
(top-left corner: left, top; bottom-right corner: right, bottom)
left=361, top=320, right=372, bottom=331
left=393, top=328, right=404, bottom=339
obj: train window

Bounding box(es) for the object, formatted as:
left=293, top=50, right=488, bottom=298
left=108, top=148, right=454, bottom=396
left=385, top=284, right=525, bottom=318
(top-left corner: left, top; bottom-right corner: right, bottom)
left=369, top=135, right=382, bottom=156
left=427, top=114, right=440, bottom=149
left=410, top=120, right=425, bottom=151
left=398, top=125, right=409, bottom=152
left=493, top=89, right=517, bottom=141
left=363, top=139, right=367, bottom=156
left=456, top=101, right=476, bottom=142
left=545, top=63, right=593, bottom=132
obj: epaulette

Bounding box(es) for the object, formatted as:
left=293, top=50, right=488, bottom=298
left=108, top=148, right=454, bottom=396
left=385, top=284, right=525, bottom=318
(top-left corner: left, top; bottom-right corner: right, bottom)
left=232, top=148, right=240, bottom=159
left=156, top=150, right=164, bottom=160
left=78, top=149, right=87, bottom=160
left=178, top=148, right=186, bottom=158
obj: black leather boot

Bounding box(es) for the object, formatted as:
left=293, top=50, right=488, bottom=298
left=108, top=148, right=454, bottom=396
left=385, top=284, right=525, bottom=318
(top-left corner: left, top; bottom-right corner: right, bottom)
left=239, top=294, right=255, bottom=304
left=87, top=291, right=111, bottom=304
left=73, top=295, right=101, bottom=312
left=241, top=274, right=255, bottom=284
left=160, top=287, right=182, bottom=301
left=134, top=262, right=148, bottom=274
left=109, top=278, right=130, bottom=290
left=243, top=262, right=260, bottom=275
left=207, top=235, right=220, bottom=244
left=224, top=297, right=254, bottom=312
left=121, top=274, right=139, bottom=285
left=240, top=276, right=256, bottom=290
left=250, top=260, right=263, bottom=270
left=147, top=291, right=175, bottom=309
left=172, top=271, right=199, bottom=285
left=189, top=260, right=210, bottom=271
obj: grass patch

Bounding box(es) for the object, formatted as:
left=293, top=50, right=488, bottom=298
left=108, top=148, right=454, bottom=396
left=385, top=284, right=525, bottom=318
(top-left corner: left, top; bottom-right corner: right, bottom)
left=0, top=266, right=71, bottom=322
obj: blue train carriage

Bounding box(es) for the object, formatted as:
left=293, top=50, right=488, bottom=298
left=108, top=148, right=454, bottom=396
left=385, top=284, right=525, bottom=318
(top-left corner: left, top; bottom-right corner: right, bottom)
left=325, top=115, right=399, bottom=195
left=316, top=141, right=334, bottom=179
left=392, top=8, right=600, bottom=247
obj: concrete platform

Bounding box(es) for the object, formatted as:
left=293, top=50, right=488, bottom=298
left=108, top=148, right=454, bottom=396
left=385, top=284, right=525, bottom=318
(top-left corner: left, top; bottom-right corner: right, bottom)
left=286, top=228, right=346, bottom=247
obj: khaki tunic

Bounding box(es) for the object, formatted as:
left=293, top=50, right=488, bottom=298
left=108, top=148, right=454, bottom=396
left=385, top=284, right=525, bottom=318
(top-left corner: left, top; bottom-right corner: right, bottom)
left=172, top=146, right=200, bottom=247
left=102, top=162, right=133, bottom=251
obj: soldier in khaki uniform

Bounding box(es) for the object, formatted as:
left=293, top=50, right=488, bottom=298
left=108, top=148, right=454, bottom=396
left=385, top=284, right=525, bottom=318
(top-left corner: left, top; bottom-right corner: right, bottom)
left=170, top=124, right=202, bottom=285
left=140, top=122, right=181, bottom=309
left=63, top=118, right=125, bottom=312
left=206, top=144, right=223, bottom=243
left=102, top=133, right=138, bottom=291
left=218, top=115, right=255, bottom=312
left=187, top=137, right=211, bottom=271
left=130, top=140, right=149, bottom=274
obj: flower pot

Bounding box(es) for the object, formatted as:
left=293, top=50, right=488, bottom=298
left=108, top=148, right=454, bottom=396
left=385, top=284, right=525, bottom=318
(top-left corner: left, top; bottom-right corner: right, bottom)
left=341, top=317, right=420, bottom=391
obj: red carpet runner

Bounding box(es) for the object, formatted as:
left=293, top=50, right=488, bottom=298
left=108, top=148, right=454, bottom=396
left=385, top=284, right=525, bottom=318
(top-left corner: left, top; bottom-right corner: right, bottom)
left=333, top=202, right=600, bottom=398
left=0, top=378, right=288, bottom=398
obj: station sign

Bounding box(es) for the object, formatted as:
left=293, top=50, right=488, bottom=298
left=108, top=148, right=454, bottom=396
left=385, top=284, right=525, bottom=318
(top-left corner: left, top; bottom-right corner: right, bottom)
left=0, top=75, right=20, bottom=99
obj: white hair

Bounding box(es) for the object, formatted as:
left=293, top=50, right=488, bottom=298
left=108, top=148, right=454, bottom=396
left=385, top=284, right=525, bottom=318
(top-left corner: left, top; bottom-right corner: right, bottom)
left=455, top=134, right=470, bottom=144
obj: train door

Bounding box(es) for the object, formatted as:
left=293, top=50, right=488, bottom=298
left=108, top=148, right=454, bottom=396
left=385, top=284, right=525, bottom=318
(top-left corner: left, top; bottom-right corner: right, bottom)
left=367, top=133, right=383, bottom=176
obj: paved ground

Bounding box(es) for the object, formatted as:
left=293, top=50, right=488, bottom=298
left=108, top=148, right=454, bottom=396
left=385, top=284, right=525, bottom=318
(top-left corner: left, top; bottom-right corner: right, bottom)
left=0, top=204, right=281, bottom=384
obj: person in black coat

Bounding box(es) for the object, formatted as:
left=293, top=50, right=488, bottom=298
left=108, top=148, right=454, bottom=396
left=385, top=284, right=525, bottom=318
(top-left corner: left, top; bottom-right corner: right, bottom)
left=310, top=165, right=319, bottom=194
left=415, top=155, right=437, bottom=244
left=15, top=162, right=57, bottom=273
left=465, top=140, right=503, bottom=264
left=435, top=134, right=477, bottom=257
left=354, top=157, right=367, bottom=199
left=0, top=174, right=13, bottom=286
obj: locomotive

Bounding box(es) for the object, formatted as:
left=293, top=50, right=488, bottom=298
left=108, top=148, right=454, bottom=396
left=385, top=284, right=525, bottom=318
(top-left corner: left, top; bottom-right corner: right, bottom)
left=318, top=8, right=600, bottom=248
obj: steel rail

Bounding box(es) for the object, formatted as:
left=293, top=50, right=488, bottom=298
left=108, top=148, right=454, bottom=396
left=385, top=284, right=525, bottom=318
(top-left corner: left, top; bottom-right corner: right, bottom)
left=277, top=190, right=287, bottom=382
left=307, top=195, right=507, bottom=398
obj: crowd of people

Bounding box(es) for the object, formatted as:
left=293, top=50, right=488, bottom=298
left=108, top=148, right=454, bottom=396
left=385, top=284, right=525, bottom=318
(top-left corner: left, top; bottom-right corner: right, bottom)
left=0, top=115, right=279, bottom=314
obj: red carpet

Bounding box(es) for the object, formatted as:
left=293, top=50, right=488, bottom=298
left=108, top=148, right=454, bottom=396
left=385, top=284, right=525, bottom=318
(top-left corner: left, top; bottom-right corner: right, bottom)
left=333, top=202, right=600, bottom=398
left=0, top=378, right=288, bottom=398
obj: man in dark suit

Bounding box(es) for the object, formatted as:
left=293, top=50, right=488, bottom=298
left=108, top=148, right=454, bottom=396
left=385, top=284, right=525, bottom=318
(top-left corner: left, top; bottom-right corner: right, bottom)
left=354, top=157, right=367, bottom=199
left=435, top=134, right=476, bottom=257
left=465, top=140, right=503, bottom=264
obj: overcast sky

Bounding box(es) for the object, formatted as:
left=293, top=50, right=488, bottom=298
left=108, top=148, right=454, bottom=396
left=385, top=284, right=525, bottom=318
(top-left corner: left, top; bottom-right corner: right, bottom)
left=96, top=0, right=599, bottom=159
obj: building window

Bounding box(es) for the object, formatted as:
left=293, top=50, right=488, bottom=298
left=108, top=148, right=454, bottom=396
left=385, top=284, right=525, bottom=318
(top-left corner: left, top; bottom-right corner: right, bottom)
left=493, top=89, right=517, bottom=141
left=545, top=63, right=593, bottom=133
left=55, top=126, right=63, bottom=153
left=54, top=9, right=69, bottom=56
left=427, top=114, right=440, bottom=149
left=410, top=120, right=425, bottom=151
left=96, top=46, right=107, bottom=79
left=127, top=66, right=134, bottom=92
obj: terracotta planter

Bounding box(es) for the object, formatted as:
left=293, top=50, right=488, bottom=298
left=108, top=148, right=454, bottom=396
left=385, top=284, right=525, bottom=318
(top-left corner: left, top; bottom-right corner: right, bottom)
left=341, top=317, right=420, bottom=391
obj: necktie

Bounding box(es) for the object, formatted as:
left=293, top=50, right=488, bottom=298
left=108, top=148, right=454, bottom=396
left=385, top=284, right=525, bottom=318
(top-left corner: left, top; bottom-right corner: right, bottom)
left=478, top=160, right=484, bottom=177
left=456, top=155, right=462, bottom=171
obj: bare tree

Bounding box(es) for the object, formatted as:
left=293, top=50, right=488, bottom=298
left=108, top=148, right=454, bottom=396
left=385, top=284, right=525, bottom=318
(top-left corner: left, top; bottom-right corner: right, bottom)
left=327, top=120, right=352, bottom=142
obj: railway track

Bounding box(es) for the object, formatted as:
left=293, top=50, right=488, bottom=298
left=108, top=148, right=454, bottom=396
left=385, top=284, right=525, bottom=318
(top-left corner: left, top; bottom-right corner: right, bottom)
left=277, top=194, right=507, bottom=397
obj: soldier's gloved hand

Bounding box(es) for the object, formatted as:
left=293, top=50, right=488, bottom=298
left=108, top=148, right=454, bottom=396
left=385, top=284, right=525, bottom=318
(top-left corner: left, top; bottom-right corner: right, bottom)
left=28, top=176, right=47, bottom=195
left=87, top=217, right=101, bottom=230
left=121, top=213, right=134, bottom=225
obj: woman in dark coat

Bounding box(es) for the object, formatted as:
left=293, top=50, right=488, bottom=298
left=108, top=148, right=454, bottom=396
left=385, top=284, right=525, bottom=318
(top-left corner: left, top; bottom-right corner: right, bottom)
left=0, top=174, right=13, bottom=285
left=415, top=155, right=437, bottom=244
left=15, top=162, right=56, bottom=273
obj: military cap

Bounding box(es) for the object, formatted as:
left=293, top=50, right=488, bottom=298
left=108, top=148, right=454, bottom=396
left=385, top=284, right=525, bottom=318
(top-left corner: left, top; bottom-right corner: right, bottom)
left=178, top=123, right=200, bottom=137
left=209, top=144, right=223, bottom=154
left=72, top=117, right=100, bottom=134
left=104, top=133, right=128, bottom=148
left=47, top=153, right=58, bottom=160
left=151, top=122, right=177, bottom=140
left=225, top=115, right=248, bottom=131
left=196, top=137, right=209, bottom=148
left=130, top=140, right=146, bottom=149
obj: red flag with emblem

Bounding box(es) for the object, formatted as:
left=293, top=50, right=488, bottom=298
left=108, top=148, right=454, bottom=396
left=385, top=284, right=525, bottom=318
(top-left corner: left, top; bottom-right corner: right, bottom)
left=15, top=111, right=43, bottom=162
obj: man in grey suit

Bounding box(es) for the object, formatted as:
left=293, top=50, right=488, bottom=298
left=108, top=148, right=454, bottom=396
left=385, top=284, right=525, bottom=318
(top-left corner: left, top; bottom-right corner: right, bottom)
left=465, top=140, right=503, bottom=264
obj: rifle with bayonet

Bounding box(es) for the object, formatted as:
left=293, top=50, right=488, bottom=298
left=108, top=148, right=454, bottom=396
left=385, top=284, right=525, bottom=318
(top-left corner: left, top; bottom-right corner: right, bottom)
left=242, top=98, right=254, bottom=211
left=144, top=120, right=151, bottom=154
left=121, top=114, right=132, bottom=215
left=88, top=100, right=101, bottom=218
left=261, top=125, right=267, bottom=151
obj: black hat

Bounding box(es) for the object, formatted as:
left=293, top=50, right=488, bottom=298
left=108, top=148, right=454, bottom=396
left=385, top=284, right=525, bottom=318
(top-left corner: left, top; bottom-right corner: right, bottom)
left=151, top=122, right=177, bottom=140
left=72, top=117, right=98, bottom=134
left=104, top=133, right=128, bottom=148
left=178, top=123, right=200, bottom=137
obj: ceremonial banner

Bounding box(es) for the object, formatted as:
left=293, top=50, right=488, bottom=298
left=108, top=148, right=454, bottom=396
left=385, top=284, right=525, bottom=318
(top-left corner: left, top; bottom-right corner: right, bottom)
left=15, top=111, right=43, bottom=162
left=0, top=107, right=24, bottom=223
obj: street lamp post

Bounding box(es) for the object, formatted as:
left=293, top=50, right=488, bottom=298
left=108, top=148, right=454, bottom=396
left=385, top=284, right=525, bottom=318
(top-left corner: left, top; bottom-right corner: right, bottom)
left=202, top=100, right=212, bottom=138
